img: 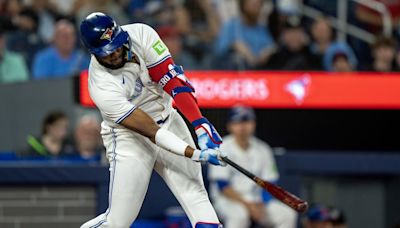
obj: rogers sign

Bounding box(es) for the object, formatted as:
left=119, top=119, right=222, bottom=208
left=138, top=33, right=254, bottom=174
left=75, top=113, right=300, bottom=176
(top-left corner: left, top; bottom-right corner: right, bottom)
left=80, top=70, right=400, bottom=109
left=191, top=78, right=269, bottom=101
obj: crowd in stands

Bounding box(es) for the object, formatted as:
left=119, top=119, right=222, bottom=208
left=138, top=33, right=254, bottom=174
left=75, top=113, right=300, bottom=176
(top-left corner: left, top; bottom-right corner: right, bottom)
left=0, top=0, right=400, bottom=84
left=25, top=110, right=103, bottom=162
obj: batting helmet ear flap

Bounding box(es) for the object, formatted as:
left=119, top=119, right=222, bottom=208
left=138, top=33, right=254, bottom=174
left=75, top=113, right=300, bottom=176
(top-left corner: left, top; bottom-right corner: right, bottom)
left=80, top=12, right=129, bottom=57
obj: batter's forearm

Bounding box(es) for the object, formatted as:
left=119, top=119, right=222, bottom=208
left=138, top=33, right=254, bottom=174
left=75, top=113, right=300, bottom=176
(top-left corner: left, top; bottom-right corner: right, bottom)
left=155, top=128, right=197, bottom=158
left=120, top=108, right=198, bottom=158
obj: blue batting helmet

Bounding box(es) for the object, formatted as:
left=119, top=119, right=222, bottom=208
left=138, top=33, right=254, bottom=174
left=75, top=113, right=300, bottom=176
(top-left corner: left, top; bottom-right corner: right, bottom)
left=80, top=12, right=129, bottom=57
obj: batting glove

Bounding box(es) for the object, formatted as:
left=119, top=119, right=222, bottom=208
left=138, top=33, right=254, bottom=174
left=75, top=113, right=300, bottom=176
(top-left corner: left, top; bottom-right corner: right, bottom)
left=192, top=117, right=222, bottom=150
left=192, top=148, right=227, bottom=166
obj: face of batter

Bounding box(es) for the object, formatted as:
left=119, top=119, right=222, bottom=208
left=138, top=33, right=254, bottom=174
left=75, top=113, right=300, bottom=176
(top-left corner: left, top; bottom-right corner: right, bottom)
left=96, top=47, right=126, bottom=69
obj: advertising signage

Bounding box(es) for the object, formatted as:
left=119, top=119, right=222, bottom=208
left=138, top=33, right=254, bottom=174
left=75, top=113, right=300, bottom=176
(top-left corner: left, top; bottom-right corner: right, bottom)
left=79, top=70, right=400, bottom=109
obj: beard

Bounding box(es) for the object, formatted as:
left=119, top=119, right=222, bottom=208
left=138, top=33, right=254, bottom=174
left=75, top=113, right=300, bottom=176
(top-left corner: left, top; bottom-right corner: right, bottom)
left=96, top=47, right=128, bottom=70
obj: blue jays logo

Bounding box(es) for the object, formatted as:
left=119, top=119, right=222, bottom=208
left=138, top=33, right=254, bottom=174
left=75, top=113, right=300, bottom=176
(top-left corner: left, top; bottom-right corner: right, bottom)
left=100, top=28, right=113, bottom=41
left=130, top=78, right=143, bottom=100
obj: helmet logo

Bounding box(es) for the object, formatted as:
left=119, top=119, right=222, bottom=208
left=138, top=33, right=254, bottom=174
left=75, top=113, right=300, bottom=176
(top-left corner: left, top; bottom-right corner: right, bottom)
left=100, top=28, right=113, bottom=41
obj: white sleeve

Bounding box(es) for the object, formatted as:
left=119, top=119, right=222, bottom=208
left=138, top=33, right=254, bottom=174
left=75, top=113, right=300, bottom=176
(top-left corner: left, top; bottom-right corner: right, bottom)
left=260, top=142, right=279, bottom=182
left=89, top=80, right=136, bottom=124
left=137, top=24, right=172, bottom=68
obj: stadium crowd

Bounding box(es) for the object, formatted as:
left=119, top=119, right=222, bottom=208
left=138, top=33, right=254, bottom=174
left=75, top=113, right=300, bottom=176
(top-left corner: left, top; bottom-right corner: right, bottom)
left=0, top=0, right=400, bottom=84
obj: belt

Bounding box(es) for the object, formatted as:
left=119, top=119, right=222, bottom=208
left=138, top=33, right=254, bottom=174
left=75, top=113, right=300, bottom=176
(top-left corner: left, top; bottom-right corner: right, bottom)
left=156, top=115, right=170, bottom=125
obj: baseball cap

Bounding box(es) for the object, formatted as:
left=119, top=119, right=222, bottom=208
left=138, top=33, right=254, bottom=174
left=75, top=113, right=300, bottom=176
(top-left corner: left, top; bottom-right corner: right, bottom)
left=228, top=105, right=256, bottom=123
left=306, top=205, right=331, bottom=221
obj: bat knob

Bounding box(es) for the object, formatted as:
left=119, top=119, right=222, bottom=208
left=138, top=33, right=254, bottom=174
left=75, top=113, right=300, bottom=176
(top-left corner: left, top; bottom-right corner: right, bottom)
left=296, top=201, right=309, bottom=213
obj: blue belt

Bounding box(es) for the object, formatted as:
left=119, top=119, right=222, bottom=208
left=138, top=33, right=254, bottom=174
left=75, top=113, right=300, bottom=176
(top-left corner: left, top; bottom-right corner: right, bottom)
left=156, top=115, right=169, bottom=125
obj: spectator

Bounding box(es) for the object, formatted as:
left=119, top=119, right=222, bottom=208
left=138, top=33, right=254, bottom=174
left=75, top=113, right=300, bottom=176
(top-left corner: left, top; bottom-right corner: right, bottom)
left=213, top=0, right=273, bottom=24
left=176, top=0, right=220, bottom=61
left=212, top=0, right=239, bottom=24
left=331, top=52, right=354, bottom=72
left=32, top=19, right=89, bottom=79
left=26, top=111, right=74, bottom=157
left=50, top=0, right=76, bottom=16
left=324, top=42, right=357, bottom=72
left=265, top=16, right=316, bottom=70
left=127, top=0, right=180, bottom=27
left=365, top=35, right=399, bottom=72
left=303, top=204, right=334, bottom=228
left=209, top=106, right=297, bottom=228
left=5, top=6, right=45, bottom=68
left=157, top=26, right=198, bottom=69
left=214, top=0, right=276, bottom=69
left=29, top=0, right=61, bottom=44
left=73, top=115, right=102, bottom=162
left=0, top=0, right=23, bottom=31
left=0, top=29, right=29, bottom=83
left=310, top=17, right=334, bottom=70
left=75, top=0, right=129, bottom=28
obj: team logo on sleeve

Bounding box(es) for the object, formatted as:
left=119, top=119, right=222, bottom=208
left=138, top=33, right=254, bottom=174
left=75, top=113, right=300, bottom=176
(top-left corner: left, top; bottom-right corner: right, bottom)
left=100, top=28, right=113, bottom=41
left=152, top=40, right=166, bottom=55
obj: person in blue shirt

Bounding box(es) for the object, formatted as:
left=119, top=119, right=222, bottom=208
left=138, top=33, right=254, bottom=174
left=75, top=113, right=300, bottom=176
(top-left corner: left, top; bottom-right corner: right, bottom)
left=214, top=0, right=276, bottom=69
left=32, top=19, right=89, bottom=79
left=323, top=42, right=358, bottom=72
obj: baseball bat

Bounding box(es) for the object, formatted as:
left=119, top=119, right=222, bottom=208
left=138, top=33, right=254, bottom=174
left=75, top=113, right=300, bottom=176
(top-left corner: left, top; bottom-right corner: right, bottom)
left=221, top=156, right=308, bottom=213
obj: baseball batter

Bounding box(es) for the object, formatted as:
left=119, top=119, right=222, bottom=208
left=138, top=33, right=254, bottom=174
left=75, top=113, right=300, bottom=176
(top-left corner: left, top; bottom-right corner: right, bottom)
left=79, top=12, right=225, bottom=228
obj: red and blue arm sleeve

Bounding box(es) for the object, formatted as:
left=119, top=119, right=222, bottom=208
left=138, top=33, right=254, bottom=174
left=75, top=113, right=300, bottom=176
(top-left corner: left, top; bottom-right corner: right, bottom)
left=147, top=57, right=203, bottom=123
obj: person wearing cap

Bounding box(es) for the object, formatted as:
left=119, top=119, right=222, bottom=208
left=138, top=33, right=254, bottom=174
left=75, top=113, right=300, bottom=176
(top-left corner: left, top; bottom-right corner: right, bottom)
left=302, top=204, right=334, bottom=228
left=0, top=29, right=29, bottom=83
left=209, top=106, right=297, bottom=228
left=323, top=42, right=357, bottom=72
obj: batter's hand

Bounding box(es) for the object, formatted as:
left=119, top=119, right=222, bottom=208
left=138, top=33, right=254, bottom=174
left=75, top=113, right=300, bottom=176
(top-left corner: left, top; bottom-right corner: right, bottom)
left=192, top=117, right=222, bottom=150
left=191, top=148, right=227, bottom=166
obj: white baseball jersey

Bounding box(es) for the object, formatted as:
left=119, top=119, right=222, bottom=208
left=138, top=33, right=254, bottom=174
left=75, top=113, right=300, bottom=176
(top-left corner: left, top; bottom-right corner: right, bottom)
left=88, top=23, right=173, bottom=131
left=209, top=135, right=279, bottom=203
left=82, top=23, right=221, bottom=227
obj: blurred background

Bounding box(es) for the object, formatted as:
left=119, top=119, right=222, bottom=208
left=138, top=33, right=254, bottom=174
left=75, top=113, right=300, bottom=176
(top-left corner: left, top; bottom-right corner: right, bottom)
left=1, top=0, right=400, bottom=227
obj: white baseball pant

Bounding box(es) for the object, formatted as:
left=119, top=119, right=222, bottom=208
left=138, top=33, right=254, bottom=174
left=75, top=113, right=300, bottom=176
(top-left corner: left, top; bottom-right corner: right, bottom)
left=81, top=110, right=220, bottom=228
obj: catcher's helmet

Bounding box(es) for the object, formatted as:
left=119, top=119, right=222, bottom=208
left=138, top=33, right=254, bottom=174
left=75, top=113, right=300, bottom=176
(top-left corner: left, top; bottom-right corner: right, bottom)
left=80, top=12, right=129, bottom=57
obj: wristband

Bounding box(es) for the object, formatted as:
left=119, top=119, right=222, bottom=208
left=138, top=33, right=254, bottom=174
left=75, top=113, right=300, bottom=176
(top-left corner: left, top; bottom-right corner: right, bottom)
left=191, top=149, right=201, bottom=161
